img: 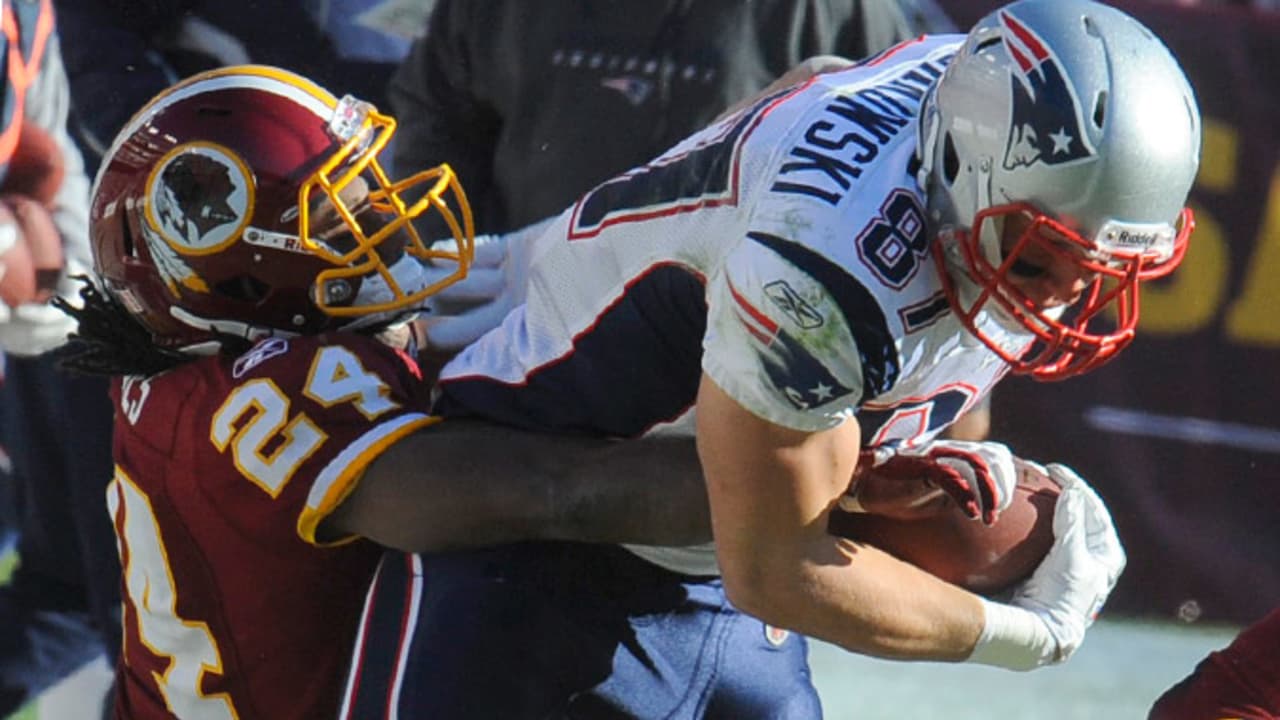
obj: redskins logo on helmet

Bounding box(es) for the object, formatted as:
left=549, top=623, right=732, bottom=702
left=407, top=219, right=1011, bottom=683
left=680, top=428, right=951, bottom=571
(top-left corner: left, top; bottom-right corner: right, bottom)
left=147, top=143, right=253, bottom=256
left=89, top=64, right=475, bottom=353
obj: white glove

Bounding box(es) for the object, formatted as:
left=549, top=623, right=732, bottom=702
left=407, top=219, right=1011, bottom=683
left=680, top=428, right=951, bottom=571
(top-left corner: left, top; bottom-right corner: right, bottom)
left=419, top=216, right=554, bottom=351
left=969, top=462, right=1125, bottom=671
left=841, top=440, right=1017, bottom=525
left=0, top=301, right=75, bottom=355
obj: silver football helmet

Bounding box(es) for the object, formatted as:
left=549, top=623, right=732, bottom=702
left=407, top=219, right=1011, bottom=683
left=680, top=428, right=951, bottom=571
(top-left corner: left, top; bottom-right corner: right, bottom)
left=917, top=0, right=1200, bottom=380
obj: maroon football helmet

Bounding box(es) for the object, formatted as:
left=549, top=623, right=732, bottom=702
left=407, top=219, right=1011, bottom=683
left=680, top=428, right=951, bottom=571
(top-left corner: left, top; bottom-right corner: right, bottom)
left=90, top=64, right=474, bottom=352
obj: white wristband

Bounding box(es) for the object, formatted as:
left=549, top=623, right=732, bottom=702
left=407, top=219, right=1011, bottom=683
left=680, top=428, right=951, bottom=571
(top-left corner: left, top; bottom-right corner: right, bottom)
left=968, top=598, right=1058, bottom=671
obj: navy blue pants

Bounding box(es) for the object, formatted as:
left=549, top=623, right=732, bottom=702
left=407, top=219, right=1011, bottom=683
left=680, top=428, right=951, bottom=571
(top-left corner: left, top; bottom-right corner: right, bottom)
left=0, top=354, right=119, bottom=716
left=343, top=542, right=822, bottom=719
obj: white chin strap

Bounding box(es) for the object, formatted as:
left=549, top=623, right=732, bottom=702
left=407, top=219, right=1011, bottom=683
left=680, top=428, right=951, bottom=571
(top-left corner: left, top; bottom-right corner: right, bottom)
left=169, top=306, right=291, bottom=355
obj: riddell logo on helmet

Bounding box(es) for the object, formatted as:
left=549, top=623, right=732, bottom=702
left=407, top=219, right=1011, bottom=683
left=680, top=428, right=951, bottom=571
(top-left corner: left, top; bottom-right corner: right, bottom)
left=1097, top=220, right=1174, bottom=254
left=244, top=228, right=309, bottom=255
left=1112, top=229, right=1161, bottom=248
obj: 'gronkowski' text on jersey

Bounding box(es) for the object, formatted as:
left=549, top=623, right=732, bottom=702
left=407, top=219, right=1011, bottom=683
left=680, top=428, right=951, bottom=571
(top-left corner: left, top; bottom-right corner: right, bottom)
left=771, top=53, right=952, bottom=206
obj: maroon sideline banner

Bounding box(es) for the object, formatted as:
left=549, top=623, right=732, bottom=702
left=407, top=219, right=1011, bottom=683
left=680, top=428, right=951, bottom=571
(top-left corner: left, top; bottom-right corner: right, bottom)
left=937, top=1, right=1280, bottom=625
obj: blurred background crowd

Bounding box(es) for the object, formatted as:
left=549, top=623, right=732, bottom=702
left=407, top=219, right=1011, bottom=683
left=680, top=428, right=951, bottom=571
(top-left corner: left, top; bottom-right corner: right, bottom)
left=0, top=0, right=1276, bottom=717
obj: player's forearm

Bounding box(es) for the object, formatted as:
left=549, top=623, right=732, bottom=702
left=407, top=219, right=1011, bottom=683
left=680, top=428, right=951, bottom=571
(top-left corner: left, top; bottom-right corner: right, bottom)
left=695, top=374, right=983, bottom=661
left=332, top=418, right=711, bottom=552
left=709, top=447, right=985, bottom=660
left=713, top=481, right=987, bottom=661
left=720, top=530, right=985, bottom=661
left=546, top=430, right=711, bottom=546
left=475, top=421, right=712, bottom=546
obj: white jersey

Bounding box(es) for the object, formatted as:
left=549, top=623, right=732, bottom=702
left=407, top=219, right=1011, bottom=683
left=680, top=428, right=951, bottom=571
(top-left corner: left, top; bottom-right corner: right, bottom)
left=437, top=36, right=1027, bottom=573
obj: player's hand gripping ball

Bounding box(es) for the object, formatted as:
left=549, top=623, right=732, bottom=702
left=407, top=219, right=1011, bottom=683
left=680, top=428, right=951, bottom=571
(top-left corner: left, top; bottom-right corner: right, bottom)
left=0, top=194, right=63, bottom=307
left=1, top=122, right=65, bottom=205
left=0, top=122, right=65, bottom=308
left=830, top=457, right=1059, bottom=595
left=843, top=440, right=1019, bottom=525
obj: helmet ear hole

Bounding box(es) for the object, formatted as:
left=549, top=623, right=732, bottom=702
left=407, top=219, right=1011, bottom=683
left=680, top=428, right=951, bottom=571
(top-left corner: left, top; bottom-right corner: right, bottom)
left=213, top=275, right=269, bottom=303
left=942, top=133, right=960, bottom=186
left=119, top=213, right=137, bottom=259
left=1092, top=91, right=1107, bottom=129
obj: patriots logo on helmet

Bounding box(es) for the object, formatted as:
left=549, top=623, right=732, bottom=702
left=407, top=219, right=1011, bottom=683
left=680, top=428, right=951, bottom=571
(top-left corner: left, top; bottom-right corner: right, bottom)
left=999, top=10, right=1095, bottom=170
left=148, top=144, right=252, bottom=254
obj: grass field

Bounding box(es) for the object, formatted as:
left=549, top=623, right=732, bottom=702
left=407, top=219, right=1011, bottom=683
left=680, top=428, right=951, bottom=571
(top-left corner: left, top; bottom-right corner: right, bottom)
left=810, top=618, right=1239, bottom=719
left=9, top=622, right=1240, bottom=719
left=2, top=544, right=1238, bottom=720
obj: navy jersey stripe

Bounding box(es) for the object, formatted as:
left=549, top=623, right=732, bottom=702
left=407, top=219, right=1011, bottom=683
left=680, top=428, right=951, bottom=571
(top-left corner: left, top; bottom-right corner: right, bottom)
left=343, top=553, right=417, bottom=720
left=436, top=265, right=707, bottom=437
left=746, top=231, right=899, bottom=398
left=572, top=85, right=795, bottom=234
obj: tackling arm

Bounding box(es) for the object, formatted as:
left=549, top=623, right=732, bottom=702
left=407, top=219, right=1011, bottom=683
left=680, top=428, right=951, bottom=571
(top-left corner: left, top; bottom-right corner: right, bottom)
left=696, top=373, right=985, bottom=661
left=323, top=418, right=711, bottom=552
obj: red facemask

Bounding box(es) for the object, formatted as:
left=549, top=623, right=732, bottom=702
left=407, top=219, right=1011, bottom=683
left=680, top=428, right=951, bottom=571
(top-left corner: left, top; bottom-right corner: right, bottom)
left=934, top=202, right=1193, bottom=381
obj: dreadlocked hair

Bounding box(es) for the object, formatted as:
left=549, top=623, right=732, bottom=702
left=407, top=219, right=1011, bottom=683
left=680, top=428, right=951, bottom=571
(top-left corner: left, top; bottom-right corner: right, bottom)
left=52, top=276, right=191, bottom=377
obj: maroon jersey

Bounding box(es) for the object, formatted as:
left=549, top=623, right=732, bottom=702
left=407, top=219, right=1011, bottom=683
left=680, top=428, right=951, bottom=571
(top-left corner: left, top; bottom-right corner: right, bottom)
left=107, top=333, right=436, bottom=720
left=1149, top=607, right=1280, bottom=720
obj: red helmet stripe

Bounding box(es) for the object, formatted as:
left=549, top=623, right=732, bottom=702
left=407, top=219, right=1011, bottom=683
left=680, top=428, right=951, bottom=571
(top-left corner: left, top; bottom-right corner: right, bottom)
left=999, top=11, right=1050, bottom=73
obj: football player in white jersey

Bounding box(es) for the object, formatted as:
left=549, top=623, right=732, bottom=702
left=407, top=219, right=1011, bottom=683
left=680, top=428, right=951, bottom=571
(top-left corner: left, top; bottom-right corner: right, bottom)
left=343, top=1, right=1200, bottom=716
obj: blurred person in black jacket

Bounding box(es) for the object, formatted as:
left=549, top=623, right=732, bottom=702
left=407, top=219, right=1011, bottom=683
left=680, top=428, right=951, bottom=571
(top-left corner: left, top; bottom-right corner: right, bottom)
left=389, top=0, right=955, bottom=238
left=56, top=0, right=412, bottom=170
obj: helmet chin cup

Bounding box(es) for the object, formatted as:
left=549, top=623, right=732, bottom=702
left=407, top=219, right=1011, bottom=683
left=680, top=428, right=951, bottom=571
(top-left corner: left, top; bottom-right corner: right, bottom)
left=935, top=203, right=1193, bottom=381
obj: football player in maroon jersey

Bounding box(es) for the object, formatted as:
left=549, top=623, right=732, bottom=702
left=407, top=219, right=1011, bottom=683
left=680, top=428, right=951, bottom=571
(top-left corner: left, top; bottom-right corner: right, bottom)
left=1149, top=607, right=1280, bottom=720
left=55, top=64, right=710, bottom=720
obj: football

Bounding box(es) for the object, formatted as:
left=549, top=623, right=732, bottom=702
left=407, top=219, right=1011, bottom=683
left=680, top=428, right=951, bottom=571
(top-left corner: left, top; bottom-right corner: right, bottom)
left=830, top=458, right=1059, bottom=595
left=0, top=211, right=34, bottom=307
left=1, top=121, right=65, bottom=205
left=0, top=194, right=62, bottom=306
